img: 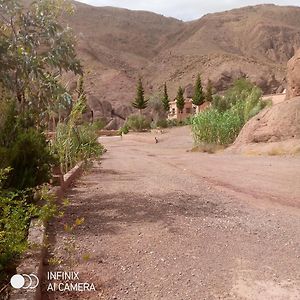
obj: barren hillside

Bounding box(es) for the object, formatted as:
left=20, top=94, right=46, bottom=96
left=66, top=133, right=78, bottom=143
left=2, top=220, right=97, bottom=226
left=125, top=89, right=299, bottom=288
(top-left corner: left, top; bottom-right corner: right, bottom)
left=66, top=2, right=300, bottom=123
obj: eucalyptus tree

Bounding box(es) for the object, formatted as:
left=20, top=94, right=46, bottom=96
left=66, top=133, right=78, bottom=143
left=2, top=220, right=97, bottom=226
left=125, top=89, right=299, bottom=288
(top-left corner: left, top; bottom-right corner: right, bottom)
left=0, top=0, right=82, bottom=127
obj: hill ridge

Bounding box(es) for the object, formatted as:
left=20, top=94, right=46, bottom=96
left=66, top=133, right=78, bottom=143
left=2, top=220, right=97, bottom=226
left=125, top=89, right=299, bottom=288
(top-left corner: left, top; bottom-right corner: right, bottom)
left=65, top=2, right=300, bottom=126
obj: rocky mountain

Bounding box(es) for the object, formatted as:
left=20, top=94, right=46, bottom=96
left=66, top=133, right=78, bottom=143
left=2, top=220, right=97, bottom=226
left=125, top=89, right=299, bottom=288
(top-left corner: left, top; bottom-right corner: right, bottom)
left=287, top=48, right=300, bottom=99
left=65, top=2, right=300, bottom=126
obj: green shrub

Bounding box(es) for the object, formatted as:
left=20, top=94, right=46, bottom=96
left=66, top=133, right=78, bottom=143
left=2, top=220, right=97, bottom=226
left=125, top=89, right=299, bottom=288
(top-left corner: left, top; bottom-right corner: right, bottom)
left=155, top=119, right=168, bottom=128
left=183, top=116, right=193, bottom=125
left=125, top=115, right=151, bottom=132
left=76, top=123, right=104, bottom=161
left=92, top=119, right=106, bottom=131
left=0, top=100, right=19, bottom=148
left=0, top=169, right=58, bottom=285
left=5, top=129, right=55, bottom=190
left=192, top=109, right=243, bottom=145
left=0, top=100, right=55, bottom=190
left=52, top=122, right=103, bottom=174
left=51, top=97, right=104, bottom=174
left=0, top=191, right=32, bottom=277
left=192, top=79, right=268, bottom=146
left=212, top=78, right=263, bottom=113
left=212, top=95, right=230, bottom=112
left=118, top=125, right=129, bottom=135
left=167, top=119, right=183, bottom=127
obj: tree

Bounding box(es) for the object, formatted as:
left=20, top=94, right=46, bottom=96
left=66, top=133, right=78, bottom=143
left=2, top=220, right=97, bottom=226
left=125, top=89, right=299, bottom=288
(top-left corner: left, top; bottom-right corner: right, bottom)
left=148, top=94, right=165, bottom=124
left=176, top=86, right=185, bottom=120
left=192, top=74, right=205, bottom=109
left=205, top=79, right=213, bottom=102
left=0, top=0, right=82, bottom=127
left=161, top=82, right=170, bottom=112
left=132, top=78, right=148, bottom=113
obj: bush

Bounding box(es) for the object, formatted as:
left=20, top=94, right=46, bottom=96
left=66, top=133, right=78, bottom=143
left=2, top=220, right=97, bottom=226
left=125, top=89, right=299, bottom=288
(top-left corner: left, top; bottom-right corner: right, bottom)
left=212, top=95, right=230, bottom=112
left=92, top=119, right=106, bottom=131
left=51, top=96, right=104, bottom=174
left=0, top=190, right=32, bottom=279
left=125, top=115, right=151, bottom=132
left=183, top=116, right=193, bottom=125
left=0, top=169, right=57, bottom=285
left=167, top=119, right=183, bottom=127
left=155, top=119, right=168, bottom=128
left=0, top=100, right=55, bottom=190
left=212, top=78, right=263, bottom=113
left=192, top=79, right=268, bottom=146
left=76, top=123, right=104, bottom=161
left=192, top=109, right=243, bottom=145
left=118, top=125, right=129, bottom=135
left=52, top=122, right=103, bottom=174
left=4, top=129, right=55, bottom=190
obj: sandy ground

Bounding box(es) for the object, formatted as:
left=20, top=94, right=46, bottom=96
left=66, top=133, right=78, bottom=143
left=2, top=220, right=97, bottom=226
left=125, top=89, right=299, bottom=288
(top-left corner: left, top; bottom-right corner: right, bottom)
left=43, top=126, right=300, bottom=300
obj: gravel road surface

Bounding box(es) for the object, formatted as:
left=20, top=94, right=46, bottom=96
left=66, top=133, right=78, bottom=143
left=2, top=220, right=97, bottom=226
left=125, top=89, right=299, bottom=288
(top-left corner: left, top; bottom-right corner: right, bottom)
left=43, top=127, right=300, bottom=300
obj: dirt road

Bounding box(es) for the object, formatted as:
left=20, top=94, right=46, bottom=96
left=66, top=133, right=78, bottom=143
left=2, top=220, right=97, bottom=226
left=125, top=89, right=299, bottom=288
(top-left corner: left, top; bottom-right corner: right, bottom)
left=44, top=127, right=300, bottom=300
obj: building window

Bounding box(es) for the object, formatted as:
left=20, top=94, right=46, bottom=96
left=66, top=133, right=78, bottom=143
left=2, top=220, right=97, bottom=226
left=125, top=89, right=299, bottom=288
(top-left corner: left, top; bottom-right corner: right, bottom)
left=186, top=108, right=191, bottom=114
left=172, top=108, right=175, bottom=114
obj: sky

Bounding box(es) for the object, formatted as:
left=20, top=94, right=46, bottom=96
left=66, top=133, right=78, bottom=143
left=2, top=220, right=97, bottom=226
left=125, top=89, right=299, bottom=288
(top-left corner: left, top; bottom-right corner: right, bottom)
left=76, top=0, right=299, bottom=20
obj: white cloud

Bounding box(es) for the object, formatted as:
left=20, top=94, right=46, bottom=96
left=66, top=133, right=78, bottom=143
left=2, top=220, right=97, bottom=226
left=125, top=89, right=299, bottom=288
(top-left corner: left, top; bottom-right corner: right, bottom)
left=76, top=0, right=299, bottom=20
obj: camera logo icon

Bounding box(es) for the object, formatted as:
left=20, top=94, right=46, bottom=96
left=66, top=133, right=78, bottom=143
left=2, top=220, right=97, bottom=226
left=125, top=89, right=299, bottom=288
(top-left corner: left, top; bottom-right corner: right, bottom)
left=10, top=274, right=39, bottom=289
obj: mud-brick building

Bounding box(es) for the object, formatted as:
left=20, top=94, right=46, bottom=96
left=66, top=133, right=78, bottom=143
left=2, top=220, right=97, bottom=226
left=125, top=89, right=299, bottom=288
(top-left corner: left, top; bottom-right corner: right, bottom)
left=168, top=84, right=211, bottom=120
left=168, top=98, right=211, bottom=120
left=168, top=98, right=196, bottom=120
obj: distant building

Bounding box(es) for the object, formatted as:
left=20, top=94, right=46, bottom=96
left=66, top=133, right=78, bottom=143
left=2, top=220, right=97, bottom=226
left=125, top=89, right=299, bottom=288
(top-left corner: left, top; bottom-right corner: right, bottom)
left=168, top=98, right=211, bottom=120
left=168, top=98, right=196, bottom=120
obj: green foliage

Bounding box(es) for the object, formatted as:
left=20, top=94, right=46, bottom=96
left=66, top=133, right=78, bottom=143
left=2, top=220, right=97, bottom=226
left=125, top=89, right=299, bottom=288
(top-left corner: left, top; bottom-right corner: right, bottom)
left=0, top=191, right=32, bottom=279
left=192, top=74, right=205, bottom=106
left=75, top=75, right=90, bottom=117
left=212, top=95, right=229, bottom=112
left=0, top=99, right=19, bottom=148
left=167, top=119, right=184, bottom=127
left=161, top=82, right=170, bottom=112
left=205, top=79, right=213, bottom=102
left=90, top=119, right=105, bottom=132
left=192, top=108, right=243, bottom=145
left=226, top=78, right=256, bottom=99
left=52, top=123, right=103, bottom=174
left=132, top=78, right=148, bottom=111
left=192, top=79, right=269, bottom=145
left=0, top=100, right=55, bottom=190
left=0, top=170, right=58, bottom=284
left=184, top=116, right=193, bottom=125
left=118, top=124, right=129, bottom=135
left=52, top=98, right=103, bottom=174
left=125, top=115, right=151, bottom=132
left=155, top=119, right=168, bottom=128
left=76, top=76, right=87, bottom=103
left=76, top=123, right=104, bottom=161
left=0, top=0, right=87, bottom=287
left=214, top=78, right=262, bottom=112
left=3, top=128, right=54, bottom=190
left=148, top=94, right=166, bottom=128
left=0, top=0, right=82, bottom=127
left=176, top=86, right=185, bottom=113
